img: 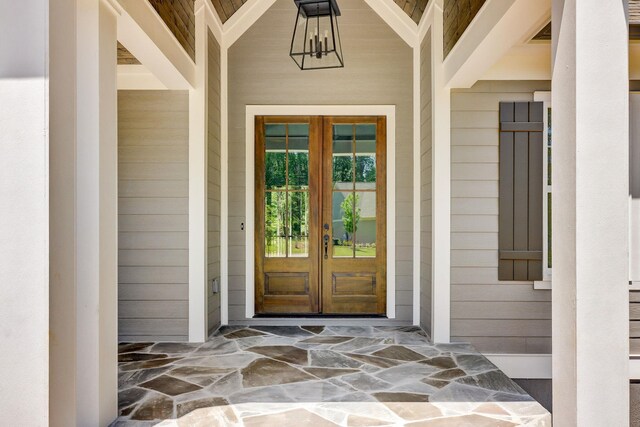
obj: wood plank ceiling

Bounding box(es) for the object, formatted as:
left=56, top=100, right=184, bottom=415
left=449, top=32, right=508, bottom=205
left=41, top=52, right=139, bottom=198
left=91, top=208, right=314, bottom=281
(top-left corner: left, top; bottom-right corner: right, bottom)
left=210, top=0, right=247, bottom=23
left=117, top=42, right=140, bottom=65
left=149, top=0, right=196, bottom=59
left=393, top=0, right=430, bottom=24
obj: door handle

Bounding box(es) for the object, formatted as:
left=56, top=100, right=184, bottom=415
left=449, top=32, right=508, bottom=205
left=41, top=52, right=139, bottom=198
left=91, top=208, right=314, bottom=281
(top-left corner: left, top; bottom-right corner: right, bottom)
left=324, top=234, right=329, bottom=259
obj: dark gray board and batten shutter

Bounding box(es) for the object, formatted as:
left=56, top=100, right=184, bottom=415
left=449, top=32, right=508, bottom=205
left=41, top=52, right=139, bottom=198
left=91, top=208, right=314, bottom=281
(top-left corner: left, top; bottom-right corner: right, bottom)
left=499, top=102, right=544, bottom=281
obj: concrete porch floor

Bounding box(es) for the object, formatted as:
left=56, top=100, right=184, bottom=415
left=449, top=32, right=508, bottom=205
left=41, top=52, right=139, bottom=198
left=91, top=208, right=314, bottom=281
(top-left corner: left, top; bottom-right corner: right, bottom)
left=112, top=326, right=550, bottom=426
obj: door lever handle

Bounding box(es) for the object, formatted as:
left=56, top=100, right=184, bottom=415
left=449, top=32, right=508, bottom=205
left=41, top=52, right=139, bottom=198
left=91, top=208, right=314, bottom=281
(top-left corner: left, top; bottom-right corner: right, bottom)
left=324, top=234, right=329, bottom=259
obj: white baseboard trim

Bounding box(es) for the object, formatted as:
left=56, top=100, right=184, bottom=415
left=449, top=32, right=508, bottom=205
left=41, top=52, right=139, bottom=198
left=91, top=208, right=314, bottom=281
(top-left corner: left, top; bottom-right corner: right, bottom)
left=485, top=354, right=640, bottom=380
left=483, top=353, right=552, bottom=379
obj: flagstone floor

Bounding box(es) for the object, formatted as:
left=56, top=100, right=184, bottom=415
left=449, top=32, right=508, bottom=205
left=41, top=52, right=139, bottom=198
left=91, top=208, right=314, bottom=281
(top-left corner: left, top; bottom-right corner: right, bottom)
left=111, top=326, right=551, bottom=426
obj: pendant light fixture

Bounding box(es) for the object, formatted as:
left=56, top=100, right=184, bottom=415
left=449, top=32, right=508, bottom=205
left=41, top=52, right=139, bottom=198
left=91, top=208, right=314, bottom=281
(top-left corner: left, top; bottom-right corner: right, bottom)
left=290, top=0, right=344, bottom=70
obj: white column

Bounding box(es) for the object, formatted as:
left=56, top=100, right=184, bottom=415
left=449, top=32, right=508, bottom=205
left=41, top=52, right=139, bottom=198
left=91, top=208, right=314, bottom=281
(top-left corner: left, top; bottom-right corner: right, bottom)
left=50, top=0, right=78, bottom=424
left=0, top=1, right=49, bottom=424
left=50, top=0, right=120, bottom=423
left=189, top=3, right=208, bottom=342
left=552, top=0, right=629, bottom=425
left=75, top=0, right=119, bottom=424
left=430, top=0, right=451, bottom=343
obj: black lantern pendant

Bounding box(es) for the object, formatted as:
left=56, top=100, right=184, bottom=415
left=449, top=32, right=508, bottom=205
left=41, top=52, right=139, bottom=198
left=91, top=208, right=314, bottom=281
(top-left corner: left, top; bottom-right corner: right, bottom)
left=290, top=0, right=344, bottom=70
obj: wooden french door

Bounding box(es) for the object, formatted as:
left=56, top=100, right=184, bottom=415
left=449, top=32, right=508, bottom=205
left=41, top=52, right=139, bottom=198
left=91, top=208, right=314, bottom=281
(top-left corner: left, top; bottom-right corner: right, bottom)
left=255, top=115, right=386, bottom=315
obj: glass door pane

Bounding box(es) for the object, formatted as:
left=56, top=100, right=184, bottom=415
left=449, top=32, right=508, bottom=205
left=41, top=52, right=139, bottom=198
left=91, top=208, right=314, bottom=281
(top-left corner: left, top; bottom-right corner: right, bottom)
left=264, top=123, right=309, bottom=258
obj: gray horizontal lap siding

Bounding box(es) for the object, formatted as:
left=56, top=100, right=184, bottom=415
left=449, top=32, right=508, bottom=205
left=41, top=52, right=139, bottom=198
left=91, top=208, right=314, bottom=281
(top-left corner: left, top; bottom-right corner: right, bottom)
left=227, top=0, right=414, bottom=323
left=420, top=30, right=433, bottom=336
left=208, top=30, right=222, bottom=335
left=118, top=90, right=190, bottom=342
left=450, top=81, right=551, bottom=354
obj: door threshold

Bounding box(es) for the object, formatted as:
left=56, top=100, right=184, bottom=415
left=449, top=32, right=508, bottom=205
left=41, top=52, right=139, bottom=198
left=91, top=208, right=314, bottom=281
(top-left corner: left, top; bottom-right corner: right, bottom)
left=253, top=314, right=388, bottom=319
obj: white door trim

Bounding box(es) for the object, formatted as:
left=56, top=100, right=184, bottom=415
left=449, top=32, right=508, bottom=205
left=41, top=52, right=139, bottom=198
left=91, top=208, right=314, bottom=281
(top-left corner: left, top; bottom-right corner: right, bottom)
left=245, top=105, right=397, bottom=319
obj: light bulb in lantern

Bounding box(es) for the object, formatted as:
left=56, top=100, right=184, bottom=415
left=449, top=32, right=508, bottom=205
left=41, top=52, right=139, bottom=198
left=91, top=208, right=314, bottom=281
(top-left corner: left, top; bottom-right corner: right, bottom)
left=324, top=30, right=329, bottom=55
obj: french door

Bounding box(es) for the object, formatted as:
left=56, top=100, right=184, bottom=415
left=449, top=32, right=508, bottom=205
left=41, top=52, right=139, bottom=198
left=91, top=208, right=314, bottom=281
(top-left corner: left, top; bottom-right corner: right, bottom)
left=255, top=115, right=386, bottom=315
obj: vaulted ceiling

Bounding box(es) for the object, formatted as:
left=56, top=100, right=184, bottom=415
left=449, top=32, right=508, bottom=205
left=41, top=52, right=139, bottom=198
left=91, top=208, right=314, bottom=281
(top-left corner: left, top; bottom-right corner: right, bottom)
left=118, top=0, right=432, bottom=64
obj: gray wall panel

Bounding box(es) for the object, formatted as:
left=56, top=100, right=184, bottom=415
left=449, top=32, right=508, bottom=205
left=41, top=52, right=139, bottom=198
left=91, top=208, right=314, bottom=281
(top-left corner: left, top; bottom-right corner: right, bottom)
left=450, top=81, right=551, bottom=353
left=118, top=90, right=189, bottom=341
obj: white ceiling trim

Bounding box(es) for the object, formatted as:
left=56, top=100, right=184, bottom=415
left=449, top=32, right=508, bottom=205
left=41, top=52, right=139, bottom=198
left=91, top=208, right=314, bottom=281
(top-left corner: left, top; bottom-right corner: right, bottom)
left=364, top=0, right=419, bottom=48
left=221, top=0, right=278, bottom=49
left=417, top=0, right=435, bottom=42
left=198, top=0, right=223, bottom=43
left=443, top=0, right=551, bottom=88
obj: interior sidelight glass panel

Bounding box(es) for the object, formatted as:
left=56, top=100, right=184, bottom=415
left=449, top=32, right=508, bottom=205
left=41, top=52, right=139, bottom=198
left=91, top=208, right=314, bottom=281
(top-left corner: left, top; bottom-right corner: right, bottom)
left=332, top=124, right=354, bottom=187
left=332, top=191, right=355, bottom=258
left=288, top=191, right=310, bottom=257
left=354, top=191, right=376, bottom=258
left=265, top=191, right=287, bottom=257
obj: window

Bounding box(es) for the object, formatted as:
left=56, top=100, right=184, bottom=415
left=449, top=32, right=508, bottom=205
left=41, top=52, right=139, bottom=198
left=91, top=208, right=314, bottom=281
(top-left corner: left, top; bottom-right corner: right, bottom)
left=535, top=92, right=552, bottom=288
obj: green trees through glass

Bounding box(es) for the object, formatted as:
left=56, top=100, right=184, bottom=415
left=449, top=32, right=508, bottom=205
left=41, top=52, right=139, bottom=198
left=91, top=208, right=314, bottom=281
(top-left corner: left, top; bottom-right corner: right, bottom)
left=264, top=123, right=309, bottom=257
left=340, top=193, right=360, bottom=242
left=331, top=123, right=377, bottom=258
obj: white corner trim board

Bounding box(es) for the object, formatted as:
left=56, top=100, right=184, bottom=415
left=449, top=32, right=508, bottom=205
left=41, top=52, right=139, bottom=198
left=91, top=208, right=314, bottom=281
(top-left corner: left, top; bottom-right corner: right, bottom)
left=412, top=46, right=421, bottom=326
left=245, top=105, right=397, bottom=319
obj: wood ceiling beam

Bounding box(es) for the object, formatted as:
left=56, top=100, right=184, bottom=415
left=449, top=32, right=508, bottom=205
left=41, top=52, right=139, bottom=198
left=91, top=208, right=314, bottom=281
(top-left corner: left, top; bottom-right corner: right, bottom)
left=117, top=0, right=195, bottom=89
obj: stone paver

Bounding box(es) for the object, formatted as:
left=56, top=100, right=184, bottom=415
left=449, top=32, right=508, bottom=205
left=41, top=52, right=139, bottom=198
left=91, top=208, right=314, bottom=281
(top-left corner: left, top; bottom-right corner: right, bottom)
left=111, top=325, right=551, bottom=426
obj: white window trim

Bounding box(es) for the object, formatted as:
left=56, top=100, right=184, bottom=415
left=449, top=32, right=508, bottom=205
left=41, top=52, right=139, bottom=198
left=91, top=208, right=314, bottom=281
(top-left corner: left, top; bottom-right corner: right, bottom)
left=245, top=105, right=397, bottom=319
left=534, top=91, right=552, bottom=290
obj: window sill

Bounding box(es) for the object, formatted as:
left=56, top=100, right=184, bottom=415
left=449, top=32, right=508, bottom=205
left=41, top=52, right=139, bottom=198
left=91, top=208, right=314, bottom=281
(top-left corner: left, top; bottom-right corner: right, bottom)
left=534, top=280, right=552, bottom=290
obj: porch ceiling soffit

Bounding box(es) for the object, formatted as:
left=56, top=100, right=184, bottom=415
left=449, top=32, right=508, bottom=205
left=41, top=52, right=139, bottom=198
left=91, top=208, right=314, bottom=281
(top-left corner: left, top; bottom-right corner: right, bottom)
left=443, top=0, right=551, bottom=89
left=116, top=0, right=196, bottom=89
